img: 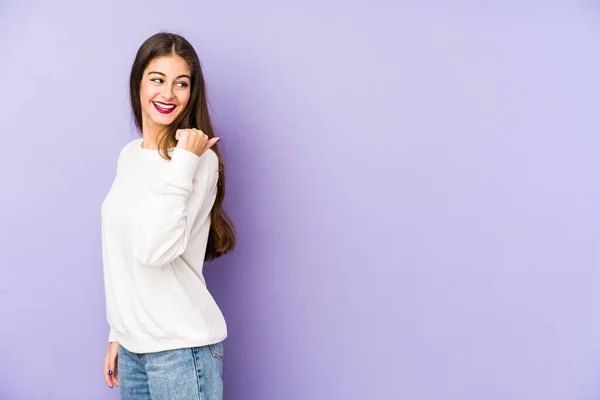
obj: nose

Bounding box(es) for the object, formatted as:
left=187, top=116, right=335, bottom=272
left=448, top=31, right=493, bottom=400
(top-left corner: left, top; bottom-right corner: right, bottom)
left=160, top=84, right=174, bottom=101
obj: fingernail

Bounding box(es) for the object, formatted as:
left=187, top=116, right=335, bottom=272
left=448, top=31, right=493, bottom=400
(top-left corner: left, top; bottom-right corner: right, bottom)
left=109, top=370, right=113, bottom=375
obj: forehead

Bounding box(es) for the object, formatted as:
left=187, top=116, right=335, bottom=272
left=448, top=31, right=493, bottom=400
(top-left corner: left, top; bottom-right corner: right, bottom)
left=145, top=55, right=191, bottom=76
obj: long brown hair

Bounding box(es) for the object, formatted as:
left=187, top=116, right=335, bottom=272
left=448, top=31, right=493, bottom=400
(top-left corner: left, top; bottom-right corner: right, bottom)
left=130, top=32, right=236, bottom=260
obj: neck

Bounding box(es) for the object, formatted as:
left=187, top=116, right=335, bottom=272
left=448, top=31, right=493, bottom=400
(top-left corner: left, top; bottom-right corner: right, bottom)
left=141, top=116, right=166, bottom=150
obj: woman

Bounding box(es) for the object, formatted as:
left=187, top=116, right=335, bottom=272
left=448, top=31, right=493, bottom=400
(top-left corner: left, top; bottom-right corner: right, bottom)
left=101, top=32, right=236, bottom=399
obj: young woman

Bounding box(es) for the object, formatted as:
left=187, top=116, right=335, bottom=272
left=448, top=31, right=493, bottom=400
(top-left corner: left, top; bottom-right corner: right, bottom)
left=100, top=32, right=236, bottom=399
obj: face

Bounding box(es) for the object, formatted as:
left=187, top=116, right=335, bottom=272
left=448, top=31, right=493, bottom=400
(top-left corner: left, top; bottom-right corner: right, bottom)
left=139, top=54, right=192, bottom=132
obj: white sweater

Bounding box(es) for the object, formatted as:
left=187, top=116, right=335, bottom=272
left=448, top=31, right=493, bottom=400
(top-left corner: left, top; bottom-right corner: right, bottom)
left=101, top=138, right=227, bottom=354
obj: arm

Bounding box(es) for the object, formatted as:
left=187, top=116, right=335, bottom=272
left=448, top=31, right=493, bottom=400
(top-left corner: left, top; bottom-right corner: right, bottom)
left=133, top=148, right=218, bottom=268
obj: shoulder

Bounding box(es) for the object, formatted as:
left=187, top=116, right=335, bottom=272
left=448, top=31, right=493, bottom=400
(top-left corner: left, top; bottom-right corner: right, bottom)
left=199, top=148, right=219, bottom=169
left=120, top=138, right=142, bottom=156
left=196, top=149, right=219, bottom=193
left=116, top=137, right=142, bottom=169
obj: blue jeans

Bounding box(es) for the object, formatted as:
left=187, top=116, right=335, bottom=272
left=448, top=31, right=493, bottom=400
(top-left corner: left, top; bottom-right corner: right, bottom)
left=118, top=343, right=224, bottom=400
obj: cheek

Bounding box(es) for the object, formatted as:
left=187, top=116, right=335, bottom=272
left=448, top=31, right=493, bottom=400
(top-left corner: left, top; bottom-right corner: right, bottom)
left=140, top=89, right=149, bottom=103
left=139, top=84, right=157, bottom=104
left=177, top=93, right=190, bottom=113
left=177, top=91, right=191, bottom=109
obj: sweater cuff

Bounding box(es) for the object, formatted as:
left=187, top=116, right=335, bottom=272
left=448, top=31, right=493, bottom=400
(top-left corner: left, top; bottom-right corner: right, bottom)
left=109, top=328, right=118, bottom=343
left=170, top=148, right=200, bottom=185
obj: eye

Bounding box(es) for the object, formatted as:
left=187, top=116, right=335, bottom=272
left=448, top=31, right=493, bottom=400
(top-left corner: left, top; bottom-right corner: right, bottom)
left=151, top=78, right=163, bottom=84
left=176, top=81, right=189, bottom=88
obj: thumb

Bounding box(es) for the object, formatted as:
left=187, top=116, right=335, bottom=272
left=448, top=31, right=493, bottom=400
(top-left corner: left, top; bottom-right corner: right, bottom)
left=207, top=137, right=220, bottom=149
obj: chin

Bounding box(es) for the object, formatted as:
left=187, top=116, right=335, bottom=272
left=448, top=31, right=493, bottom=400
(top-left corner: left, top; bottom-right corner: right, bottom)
left=141, top=106, right=182, bottom=130
left=152, top=116, right=176, bottom=126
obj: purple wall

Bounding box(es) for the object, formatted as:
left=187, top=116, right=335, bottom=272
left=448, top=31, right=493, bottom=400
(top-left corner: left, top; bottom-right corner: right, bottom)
left=2, top=1, right=600, bottom=399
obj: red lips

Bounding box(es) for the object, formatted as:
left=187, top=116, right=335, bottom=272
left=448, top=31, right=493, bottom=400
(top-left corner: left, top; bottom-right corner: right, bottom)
left=153, top=101, right=176, bottom=114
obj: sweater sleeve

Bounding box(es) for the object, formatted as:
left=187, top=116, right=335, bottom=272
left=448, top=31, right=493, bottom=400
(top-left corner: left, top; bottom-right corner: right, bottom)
left=133, top=148, right=219, bottom=268
left=109, top=328, right=118, bottom=343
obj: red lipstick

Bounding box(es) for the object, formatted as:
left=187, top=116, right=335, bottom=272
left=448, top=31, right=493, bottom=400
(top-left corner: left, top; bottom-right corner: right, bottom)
left=153, top=101, right=176, bottom=114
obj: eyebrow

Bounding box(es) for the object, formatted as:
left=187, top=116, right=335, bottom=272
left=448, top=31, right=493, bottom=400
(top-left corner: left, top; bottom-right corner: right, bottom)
left=147, top=71, right=191, bottom=80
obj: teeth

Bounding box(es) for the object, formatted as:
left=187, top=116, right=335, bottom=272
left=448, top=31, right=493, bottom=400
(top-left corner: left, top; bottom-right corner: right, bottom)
left=154, top=102, right=175, bottom=110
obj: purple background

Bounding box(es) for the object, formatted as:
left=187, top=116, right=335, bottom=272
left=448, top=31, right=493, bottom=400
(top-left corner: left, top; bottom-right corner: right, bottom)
left=2, top=1, right=600, bottom=399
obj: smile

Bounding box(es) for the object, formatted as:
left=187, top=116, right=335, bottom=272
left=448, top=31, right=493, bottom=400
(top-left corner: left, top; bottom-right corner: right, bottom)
left=153, top=101, right=177, bottom=114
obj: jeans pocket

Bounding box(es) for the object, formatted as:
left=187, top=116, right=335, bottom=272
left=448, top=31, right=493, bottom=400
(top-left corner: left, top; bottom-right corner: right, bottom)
left=208, top=342, right=224, bottom=361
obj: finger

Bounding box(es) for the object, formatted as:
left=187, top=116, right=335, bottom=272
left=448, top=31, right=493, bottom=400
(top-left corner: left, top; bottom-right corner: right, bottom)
left=113, top=364, right=119, bottom=387
left=206, top=137, right=220, bottom=149
left=176, top=129, right=188, bottom=141
left=176, top=130, right=190, bottom=147
left=192, top=129, right=209, bottom=143
left=104, top=355, right=114, bottom=388
left=108, top=352, right=117, bottom=388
